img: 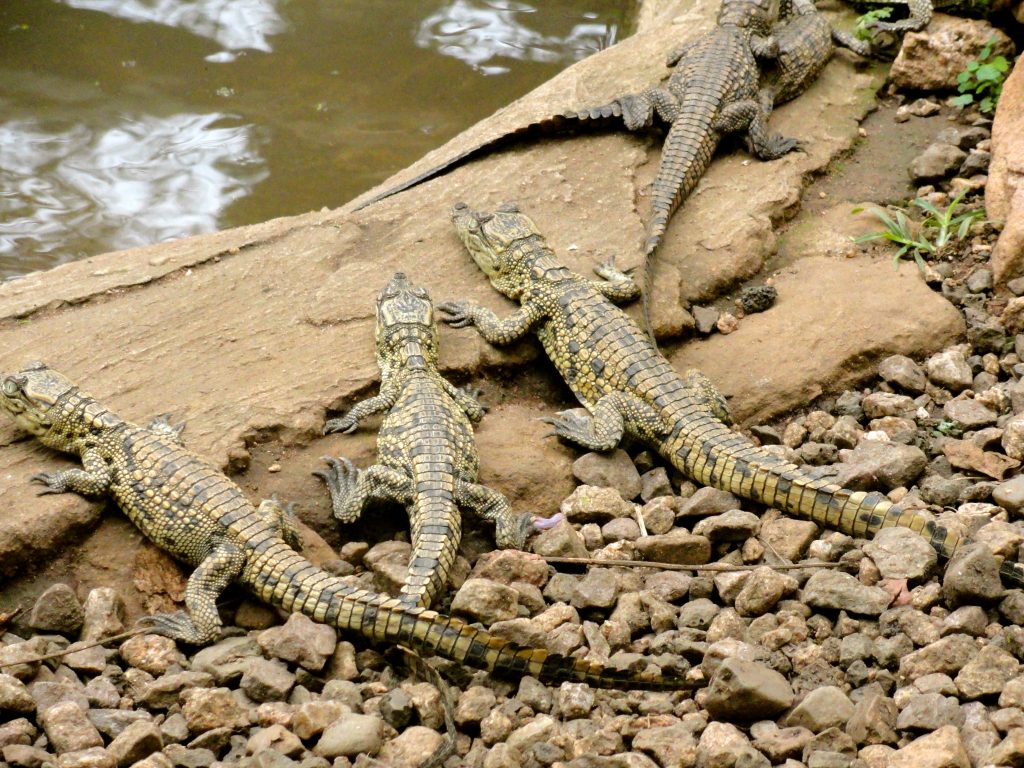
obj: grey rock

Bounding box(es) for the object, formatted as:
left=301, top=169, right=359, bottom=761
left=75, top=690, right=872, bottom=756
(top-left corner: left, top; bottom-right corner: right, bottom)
left=1003, top=413, right=1024, bottom=460
left=247, top=726, right=304, bottom=759
left=704, top=657, right=795, bottom=721
left=879, top=355, right=927, bottom=393
left=960, top=149, right=990, bottom=176
left=118, top=634, right=181, bottom=676
left=39, top=701, right=104, bottom=754
left=886, top=725, right=970, bottom=768
left=862, top=527, right=937, bottom=580
left=639, top=468, right=673, bottom=502
left=378, top=726, right=446, bottom=768
left=136, top=671, right=214, bottom=710
left=0, top=673, right=35, bottom=714
left=80, top=588, right=125, bottom=642
left=861, top=392, right=916, bottom=418
left=180, top=687, right=249, bottom=733
left=801, top=571, right=892, bottom=616
left=378, top=688, right=414, bottom=730
left=942, top=544, right=1004, bottom=605
left=785, top=686, right=854, bottom=732
left=532, top=519, right=589, bottom=558
left=644, top=571, right=693, bottom=603
left=602, top=517, right=641, bottom=542
left=734, top=567, right=797, bottom=617
left=845, top=691, right=898, bottom=746
left=454, top=685, right=496, bottom=727
left=909, top=143, right=968, bottom=184
left=291, top=701, right=350, bottom=741
left=2, top=745, right=53, bottom=768
left=106, top=720, right=162, bottom=768
left=313, top=713, right=383, bottom=758
left=190, top=636, right=262, bottom=685
left=556, top=682, right=595, bottom=719
left=694, top=306, right=720, bottom=335
left=257, top=613, right=337, bottom=671
left=899, top=634, right=978, bottom=682
left=82, top=678, right=119, bottom=710
left=572, top=451, right=642, bottom=501
left=28, top=584, right=84, bottom=635
left=943, top=398, right=998, bottom=429
left=698, top=721, right=769, bottom=768
left=639, top=497, right=677, bottom=535
left=28, top=679, right=89, bottom=717
left=955, top=644, right=1020, bottom=699
left=988, top=730, right=1024, bottom=767
left=942, top=605, right=988, bottom=637
left=926, top=349, right=974, bottom=393
left=677, top=487, right=740, bottom=517
left=471, top=549, right=550, bottom=587
left=571, top=568, right=623, bottom=609
left=693, top=509, right=760, bottom=542
left=634, top=724, right=699, bottom=768
left=738, top=285, right=777, bottom=314
left=759, top=516, right=819, bottom=560
left=452, top=578, right=519, bottom=624
left=993, top=474, right=1024, bottom=514
left=239, top=658, right=295, bottom=703
left=833, top=441, right=927, bottom=490
left=896, top=693, right=963, bottom=731
left=86, top=710, right=153, bottom=741
left=634, top=530, right=711, bottom=565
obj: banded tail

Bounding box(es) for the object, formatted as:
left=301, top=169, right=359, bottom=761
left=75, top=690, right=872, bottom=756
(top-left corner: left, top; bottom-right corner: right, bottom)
left=665, top=417, right=1024, bottom=588
left=404, top=469, right=462, bottom=609
left=244, top=543, right=692, bottom=690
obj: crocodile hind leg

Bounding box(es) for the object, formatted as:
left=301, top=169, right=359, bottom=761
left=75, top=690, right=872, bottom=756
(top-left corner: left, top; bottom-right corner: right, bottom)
left=591, top=257, right=641, bottom=304
left=832, top=28, right=871, bottom=57
left=714, top=100, right=803, bottom=159
left=456, top=479, right=533, bottom=550
left=314, top=456, right=413, bottom=523
left=257, top=496, right=303, bottom=550
left=541, top=392, right=670, bottom=451
left=443, top=382, right=486, bottom=423
left=147, top=414, right=186, bottom=445
left=683, top=369, right=732, bottom=425
left=139, top=541, right=244, bottom=645
left=618, top=88, right=681, bottom=131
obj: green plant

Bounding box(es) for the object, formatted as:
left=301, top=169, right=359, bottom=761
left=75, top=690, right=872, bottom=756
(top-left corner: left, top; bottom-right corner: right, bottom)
left=952, top=38, right=1010, bottom=114
left=854, top=7, right=892, bottom=41
left=933, top=419, right=964, bottom=438
left=852, top=189, right=984, bottom=272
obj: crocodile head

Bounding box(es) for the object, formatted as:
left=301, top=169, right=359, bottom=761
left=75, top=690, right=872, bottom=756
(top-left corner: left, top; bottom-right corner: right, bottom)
left=375, top=272, right=439, bottom=372
left=0, top=362, right=118, bottom=450
left=451, top=202, right=563, bottom=300
left=717, top=0, right=778, bottom=33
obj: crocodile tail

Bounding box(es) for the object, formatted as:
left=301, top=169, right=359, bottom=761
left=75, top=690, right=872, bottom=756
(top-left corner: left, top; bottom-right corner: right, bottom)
left=666, top=416, right=964, bottom=559
left=403, top=486, right=462, bottom=609
left=248, top=546, right=690, bottom=690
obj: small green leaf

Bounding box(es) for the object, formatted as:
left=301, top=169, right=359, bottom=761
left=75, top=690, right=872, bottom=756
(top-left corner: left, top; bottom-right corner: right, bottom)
left=952, top=94, right=975, bottom=107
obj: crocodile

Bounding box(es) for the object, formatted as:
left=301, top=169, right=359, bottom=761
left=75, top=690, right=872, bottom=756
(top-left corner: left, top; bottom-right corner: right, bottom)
left=760, top=0, right=871, bottom=117
left=438, top=202, right=1024, bottom=589
left=0, top=361, right=692, bottom=690
left=316, top=272, right=533, bottom=608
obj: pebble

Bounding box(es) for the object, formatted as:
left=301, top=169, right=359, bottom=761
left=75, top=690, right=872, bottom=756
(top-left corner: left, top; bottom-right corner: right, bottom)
left=39, top=701, right=104, bottom=754
left=909, top=143, right=968, bottom=183
left=560, top=484, right=635, bottom=523
left=28, top=584, right=84, bottom=634
left=451, top=578, right=520, bottom=623
left=704, top=657, right=794, bottom=720
left=785, top=686, right=854, bottom=732
left=800, top=571, right=893, bottom=616
left=887, top=725, right=970, bottom=768
left=571, top=451, right=642, bottom=500
left=862, top=527, right=937, bottom=580
left=313, top=713, right=383, bottom=758
left=926, top=349, right=974, bottom=392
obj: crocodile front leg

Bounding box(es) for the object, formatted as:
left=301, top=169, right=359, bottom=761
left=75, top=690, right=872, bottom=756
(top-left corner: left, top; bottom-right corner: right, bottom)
left=31, top=447, right=112, bottom=496
left=314, top=456, right=413, bottom=523
left=591, top=258, right=641, bottom=304
left=443, top=381, right=486, bottom=423
left=437, top=301, right=545, bottom=346
left=324, top=380, right=400, bottom=435
left=139, top=541, right=244, bottom=645
left=455, top=479, right=533, bottom=550
left=541, top=392, right=670, bottom=451
left=618, top=88, right=682, bottom=130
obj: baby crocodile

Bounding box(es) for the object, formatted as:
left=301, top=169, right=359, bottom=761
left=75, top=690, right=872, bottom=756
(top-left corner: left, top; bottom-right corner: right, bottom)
left=0, top=362, right=690, bottom=689
left=317, top=272, right=533, bottom=608
left=439, top=203, right=1024, bottom=589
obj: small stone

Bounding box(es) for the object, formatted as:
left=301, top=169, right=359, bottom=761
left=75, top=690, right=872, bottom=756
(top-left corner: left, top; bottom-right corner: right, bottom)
left=572, top=451, right=642, bottom=500
left=862, top=392, right=916, bottom=418
left=560, top=485, right=635, bottom=524
left=180, top=687, right=249, bottom=734
left=84, top=711, right=152, bottom=742
left=106, top=720, right=162, bottom=767
left=602, top=517, right=641, bottom=542
left=531, top=518, right=589, bottom=558
left=28, top=584, right=84, bottom=634
left=57, top=747, right=116, bottom=768
left=943, top=544, right=1004, bottom=605
left=634, top=530, right=711, bottom=565
left=190, top=636, right=262, bottom=685
left=693, top=509, right=760, bottom=541
left=908, top=98, right=941, bottom=116
left=886, top=725, right=969, bottom=768
left=257, top=613, right=336, bottom=671
left=693, top=306, right=720, bottom=335
left=944, top=397, right=998, bottom=429
left=378, top=688, right=414, bottom=730
left=136, top=671, right=214, bottom=710
left=704, top=657, right=795, bottom=721
left=634, top=724, right=699, bottom=767
left=862, top=527, right=937, bottom=580
left=571, top=568, right=622, bottom=610
left=0, top=673, right=35, bottom=714
left=910, top=144, right=968, bottom=183
left=454, top=685, right=496, bottom=727
left=989, top=730, right=1024, bottom=767
left=698, top=721, right=769, bottom=768
left=471, top=549, right=549, bottom=587
left=801, top=571, right=892, bottom=615
left=451, top=578, right=519, bottom=624
left=291, top=701, right=350, bottom=741
left=759, top=516, right=819, bottom=560
left=313, top=713, right=383, bottom=759
left=39, top=701, right=104, bottom=754
left=401, top=682, right=445, bottom=730
left=899, top=634, right=977, bottom=682
left=556, top=682, right=595, bottom=719
left=677, top=487, right=740, bottom=517
left=1003, top=414, right=1024, bottom=460
left=377, top=726, right=445, bottom=768
left=716, top=312, right=739, bottom=334
left=845, top=691, right=898, bottom=746
left=926, top=349, right=973, bottom=393
left=833, top=441, right=927, bottom=490
left=785, top=686, right=855, bottom=732
left=734, top=567, right=797, bottom=617
left=955, top=644, right=1020, bottom=699
left=239, top=658, right=295, bottom=703
left=80, top=588, right=125, bottom=642
left=119, top=634, right=181, bottom=676
left=738, top=285, right=777, bottom=314
left=897, top=693, right=964, bottom=731
left=994, top=473, right=1024, bottom=515
left=639, top=468, right=673, bottom=502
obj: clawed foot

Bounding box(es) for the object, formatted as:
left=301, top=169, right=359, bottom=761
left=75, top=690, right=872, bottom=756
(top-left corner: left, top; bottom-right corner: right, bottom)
left=324, top=414, right=358, bottom=435
left=437, top=301, right=476, bottom=328
left=767, top=134, right=805, bottom=157
left=619, top=95, right=654, bottom=131
left=313, top=456, right=364, bottom=524
left=539, top=410, right=595, bottom=445
left=137, top=612, right=212, bottom=645
left=593, top=256, right=634, bottom=282
left=495, top=512, right=540, bottom=550
left=30, top=472, right=66, bottom=495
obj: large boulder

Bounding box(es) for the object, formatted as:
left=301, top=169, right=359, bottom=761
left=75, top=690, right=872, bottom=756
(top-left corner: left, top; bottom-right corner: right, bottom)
left=890, top=15, right=1015, bottom=91
left=989, top=58, right=1024, bottom=283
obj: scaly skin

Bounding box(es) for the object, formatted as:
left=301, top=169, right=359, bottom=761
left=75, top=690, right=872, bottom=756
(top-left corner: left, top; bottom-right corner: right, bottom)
left=591, top=0, right=803, bottom=341
left=760, top=0, right=870, bottom=116
left=317, top=272, right=533, bottom=608
left=0, top=362, right=692, bottom=690
left=439, top=203, right=1024, bottom=589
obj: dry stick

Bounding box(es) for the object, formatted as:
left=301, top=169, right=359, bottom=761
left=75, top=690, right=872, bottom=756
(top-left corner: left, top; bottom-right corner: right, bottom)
left=541, top=556, right=847, bottom=573
left=0, top=627, right=146, bottom=670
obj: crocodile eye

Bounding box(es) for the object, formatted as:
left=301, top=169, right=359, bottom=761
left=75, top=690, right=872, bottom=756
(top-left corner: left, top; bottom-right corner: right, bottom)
left=2, top=378, right=20, bottom=397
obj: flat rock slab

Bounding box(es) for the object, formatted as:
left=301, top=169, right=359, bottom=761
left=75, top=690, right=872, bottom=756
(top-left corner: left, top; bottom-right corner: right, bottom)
left=0, top=0, right=951, bottom=603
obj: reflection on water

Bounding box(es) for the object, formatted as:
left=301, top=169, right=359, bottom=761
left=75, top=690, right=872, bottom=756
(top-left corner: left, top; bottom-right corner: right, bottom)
left=418, top=0, right=618, bottom=75
left=59, top=0, right=286, bottom=52
left=0, top=0, right=631, bottom=278
left=0, top=115, right=266, bottom=271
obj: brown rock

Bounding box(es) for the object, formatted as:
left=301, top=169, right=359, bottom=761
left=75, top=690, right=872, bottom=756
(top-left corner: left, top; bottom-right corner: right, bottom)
left=890, top=15, right=1014, bottom=91
left=634, top=530, right=711, bottom=565
left=180, top=688, right=249, bottom=734
left=989, top=52, right=1024, bottom=283
left=39, top=701, right=104, bottom=754
left=886, top=725, right=970, bottom=768
left=943, top=439, right=1020, bottom=480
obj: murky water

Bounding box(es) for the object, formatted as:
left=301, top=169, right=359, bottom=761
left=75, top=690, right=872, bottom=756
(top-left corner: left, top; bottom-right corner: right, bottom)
left=0, top=0, right=632, bottom=278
